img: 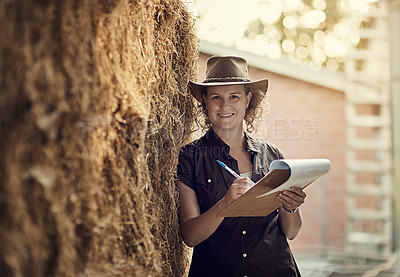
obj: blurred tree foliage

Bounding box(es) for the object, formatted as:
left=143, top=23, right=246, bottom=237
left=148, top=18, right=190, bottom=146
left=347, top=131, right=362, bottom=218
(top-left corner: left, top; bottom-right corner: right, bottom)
left=243, top=0, right=346, bottom=71
left=193, top=0, right=374, bottom=72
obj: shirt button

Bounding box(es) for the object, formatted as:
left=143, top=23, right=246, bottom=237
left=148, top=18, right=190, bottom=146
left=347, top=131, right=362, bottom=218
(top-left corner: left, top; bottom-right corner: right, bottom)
left=207, top=178, right=212, bottom=183
left=242, top=230, right=247, bottom=235
left=243, top=253, right=247, bottom=258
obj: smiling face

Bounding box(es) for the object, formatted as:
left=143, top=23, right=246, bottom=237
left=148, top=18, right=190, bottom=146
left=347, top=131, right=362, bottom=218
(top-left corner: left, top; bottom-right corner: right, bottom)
left=203, top=84, right=252, bottom=134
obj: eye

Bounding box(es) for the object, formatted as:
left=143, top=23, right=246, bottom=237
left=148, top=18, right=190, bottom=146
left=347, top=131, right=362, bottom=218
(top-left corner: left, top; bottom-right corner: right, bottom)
left=211, top=95, right=220, bottom=100
left=230, top=94, right=240, bottom=99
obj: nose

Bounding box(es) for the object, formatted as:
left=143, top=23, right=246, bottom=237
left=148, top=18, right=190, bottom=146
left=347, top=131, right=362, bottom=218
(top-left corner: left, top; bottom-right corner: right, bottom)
left=220, top=98, right=229, bottom=109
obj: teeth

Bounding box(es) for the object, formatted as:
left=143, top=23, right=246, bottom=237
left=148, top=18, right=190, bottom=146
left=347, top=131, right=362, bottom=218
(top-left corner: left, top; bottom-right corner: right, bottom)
left=218, top=113, right=233, bottom=117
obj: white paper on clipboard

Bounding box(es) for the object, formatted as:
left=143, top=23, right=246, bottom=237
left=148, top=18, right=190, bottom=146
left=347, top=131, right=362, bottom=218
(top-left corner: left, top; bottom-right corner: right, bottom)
left=256, top=159, right=331, bottom=198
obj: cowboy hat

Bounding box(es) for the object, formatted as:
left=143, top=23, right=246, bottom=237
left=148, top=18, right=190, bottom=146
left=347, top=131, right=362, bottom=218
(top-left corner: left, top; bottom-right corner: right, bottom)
left=188, top=55, right=269, bottom=103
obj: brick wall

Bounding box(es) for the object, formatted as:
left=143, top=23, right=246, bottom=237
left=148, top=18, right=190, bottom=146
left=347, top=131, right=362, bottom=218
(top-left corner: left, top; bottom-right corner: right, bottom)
left=197, top=53, right=347, bottom=253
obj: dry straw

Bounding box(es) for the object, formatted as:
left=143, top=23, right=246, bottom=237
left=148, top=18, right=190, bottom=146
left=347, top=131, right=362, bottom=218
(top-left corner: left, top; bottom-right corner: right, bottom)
left=0, top=0, right=197, bottom=276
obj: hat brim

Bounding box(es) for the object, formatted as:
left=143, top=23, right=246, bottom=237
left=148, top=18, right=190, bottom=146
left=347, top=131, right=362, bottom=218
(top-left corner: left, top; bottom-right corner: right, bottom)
left=188, top=79, right=269, bottom=103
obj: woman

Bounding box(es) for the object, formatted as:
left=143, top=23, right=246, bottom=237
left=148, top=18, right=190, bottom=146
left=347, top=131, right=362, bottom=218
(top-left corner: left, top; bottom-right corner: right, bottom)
left=177, top=55, right=306, bottom=276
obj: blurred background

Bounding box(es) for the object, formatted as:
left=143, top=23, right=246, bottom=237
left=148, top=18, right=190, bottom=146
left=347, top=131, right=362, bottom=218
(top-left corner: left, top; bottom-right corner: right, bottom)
left=184, top=0, right=400, bottom=275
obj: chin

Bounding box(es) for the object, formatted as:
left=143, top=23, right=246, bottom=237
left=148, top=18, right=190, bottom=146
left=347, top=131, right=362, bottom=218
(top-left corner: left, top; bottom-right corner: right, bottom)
left=214, top=124, right=242, bottom=131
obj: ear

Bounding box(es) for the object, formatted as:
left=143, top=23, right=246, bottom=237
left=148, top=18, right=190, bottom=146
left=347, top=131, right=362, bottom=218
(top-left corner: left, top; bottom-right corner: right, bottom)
left=246, top=91, right=253, bottom=108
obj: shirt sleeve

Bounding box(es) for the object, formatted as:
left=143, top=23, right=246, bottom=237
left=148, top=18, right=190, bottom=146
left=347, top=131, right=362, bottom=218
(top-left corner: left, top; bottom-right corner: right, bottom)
left=176, top=145, right=196, bottom=191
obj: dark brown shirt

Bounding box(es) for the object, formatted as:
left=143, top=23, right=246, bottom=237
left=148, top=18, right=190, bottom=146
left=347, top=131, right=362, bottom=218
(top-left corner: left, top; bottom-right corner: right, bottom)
left=177, top=129, right=301, bottom=277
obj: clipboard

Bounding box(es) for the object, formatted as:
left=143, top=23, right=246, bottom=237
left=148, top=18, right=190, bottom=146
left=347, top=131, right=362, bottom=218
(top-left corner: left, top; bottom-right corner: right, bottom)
left=218, top=159, right=331, bottom=217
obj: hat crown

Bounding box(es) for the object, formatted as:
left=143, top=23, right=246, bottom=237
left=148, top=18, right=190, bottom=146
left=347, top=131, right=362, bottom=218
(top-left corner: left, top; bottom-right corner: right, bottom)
left=205, top=56, right=250, bottom=82
left=188, top=55, right=268, bottom=103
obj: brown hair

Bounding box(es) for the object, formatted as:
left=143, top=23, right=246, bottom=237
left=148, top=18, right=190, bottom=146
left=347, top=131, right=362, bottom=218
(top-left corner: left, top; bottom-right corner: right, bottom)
left=195, top=84, right=269, bottom=133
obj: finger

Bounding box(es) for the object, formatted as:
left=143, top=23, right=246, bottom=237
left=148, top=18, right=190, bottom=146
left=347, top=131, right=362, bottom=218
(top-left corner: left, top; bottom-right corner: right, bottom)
left=231, top=181, right=249, bottom=188
left=278, top=193, right=303, bottom=208
left=232, top=180, right=254, bottom=191
left=282, top=191, right=301, bottom=202
left=233, top=178, right=252, bottom=184
left=289, top=187, right=307, bottom=197
left=283, top=190, right=306, bottom=204
left=277, top=193, right=296, bottom=206
left=230, top=183, right=248, bottom=193
left=245, top=177, right=255, bottom=185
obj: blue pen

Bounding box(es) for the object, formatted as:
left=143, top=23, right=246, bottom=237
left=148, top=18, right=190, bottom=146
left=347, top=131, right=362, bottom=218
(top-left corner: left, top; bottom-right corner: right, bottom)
left=217, top=160, right=241, bottom=179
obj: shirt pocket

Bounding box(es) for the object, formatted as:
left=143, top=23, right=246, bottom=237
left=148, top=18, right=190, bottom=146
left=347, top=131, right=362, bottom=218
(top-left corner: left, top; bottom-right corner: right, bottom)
left=195, top=173, right=226, bottom=213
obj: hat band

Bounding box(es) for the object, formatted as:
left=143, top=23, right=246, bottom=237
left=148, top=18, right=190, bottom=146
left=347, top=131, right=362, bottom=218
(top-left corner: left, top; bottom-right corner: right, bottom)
left=202, top=77, right=251, bottom=84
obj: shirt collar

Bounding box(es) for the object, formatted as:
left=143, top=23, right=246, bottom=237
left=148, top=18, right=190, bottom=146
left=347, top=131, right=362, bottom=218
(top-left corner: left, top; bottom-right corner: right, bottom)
left=205, top=129, right=230, bottom=158
left=205, top=129, right=262, bottom=157
left=244, top=132, right=262, bottom=154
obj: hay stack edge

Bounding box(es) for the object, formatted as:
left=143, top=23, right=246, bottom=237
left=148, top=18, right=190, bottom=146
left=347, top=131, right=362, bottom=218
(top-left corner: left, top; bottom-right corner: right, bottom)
left=0, top=0, right=198, bottom=276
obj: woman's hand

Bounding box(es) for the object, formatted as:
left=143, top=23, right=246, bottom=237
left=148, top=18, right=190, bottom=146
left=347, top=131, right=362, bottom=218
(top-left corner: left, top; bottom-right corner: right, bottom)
left=278, top=187, right=306, bottom=240
left=278, top=187, right=307, bottom=211
left=223, top=178, right=255, bottom=206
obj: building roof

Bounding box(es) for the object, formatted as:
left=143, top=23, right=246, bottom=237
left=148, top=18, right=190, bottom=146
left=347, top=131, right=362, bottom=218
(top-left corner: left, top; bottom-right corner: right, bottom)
left=200, top=40, right=345, bottom=92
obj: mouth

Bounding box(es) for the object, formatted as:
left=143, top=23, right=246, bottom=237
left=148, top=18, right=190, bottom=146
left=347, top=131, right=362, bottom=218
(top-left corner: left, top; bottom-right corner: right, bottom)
left=217, top=113, right=234, bottom=118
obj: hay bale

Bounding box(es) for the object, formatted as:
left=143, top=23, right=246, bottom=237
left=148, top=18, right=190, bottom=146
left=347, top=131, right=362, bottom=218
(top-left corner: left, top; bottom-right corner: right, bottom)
left=0, top=0, right=197, bottom=276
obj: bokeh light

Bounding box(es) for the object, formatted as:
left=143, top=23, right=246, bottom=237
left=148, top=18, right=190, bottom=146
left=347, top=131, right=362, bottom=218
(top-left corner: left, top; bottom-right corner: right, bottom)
left=185, top=0, right=378, bottom=72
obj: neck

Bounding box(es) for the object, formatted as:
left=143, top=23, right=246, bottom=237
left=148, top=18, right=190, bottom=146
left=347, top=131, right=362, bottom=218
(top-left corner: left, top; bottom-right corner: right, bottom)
left=213, top=126, right=246, bottom=149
